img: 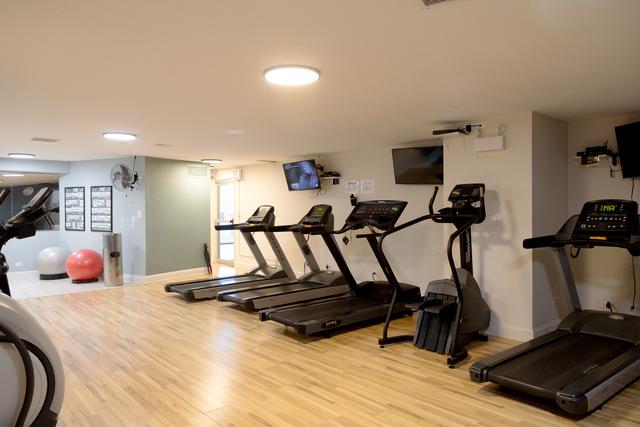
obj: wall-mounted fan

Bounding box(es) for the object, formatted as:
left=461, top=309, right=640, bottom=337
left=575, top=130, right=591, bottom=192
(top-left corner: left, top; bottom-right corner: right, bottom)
left=110, top=161, right=139, bottom=192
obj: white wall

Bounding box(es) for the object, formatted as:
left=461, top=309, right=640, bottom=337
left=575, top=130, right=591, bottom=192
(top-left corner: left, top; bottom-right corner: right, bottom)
left=443, top=111, right=535, bottom=340
left=59, top=157, right=146, bottom=276
left=4, top=231, right=61, bottom=272
left=567, top=112, right=640, bottom=314
left=234, top=146, right=445, bottom=292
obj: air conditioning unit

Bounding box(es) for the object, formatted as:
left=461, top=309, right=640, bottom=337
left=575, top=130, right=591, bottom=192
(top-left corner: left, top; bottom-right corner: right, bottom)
left=212, top=168, right=242, bottom=183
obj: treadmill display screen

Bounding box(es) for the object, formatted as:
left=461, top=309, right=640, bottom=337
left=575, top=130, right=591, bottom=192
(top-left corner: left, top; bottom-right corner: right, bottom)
left=256, top=206, right=271, bottom=218
left=573, top=199, right=638, bottom=241
left=345, top=200, right=408, bottom=230
left=312, top=206, right=327, bottom=216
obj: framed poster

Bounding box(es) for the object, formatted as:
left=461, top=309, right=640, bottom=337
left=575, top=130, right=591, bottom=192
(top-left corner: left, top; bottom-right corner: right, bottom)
left=64, top=187, right=85, bottom=231
left=91, top=186, right=113, bottom=232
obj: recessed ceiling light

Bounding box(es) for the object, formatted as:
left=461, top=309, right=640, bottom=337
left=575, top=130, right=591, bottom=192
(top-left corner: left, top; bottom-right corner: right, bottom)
left=8, top=153, right=36, bottom=159
left=264, top=65, right=320, bottom=86
left=225, top=129, right=245, bottom=135
left=103, top=132, right=137, bottom=142
left=201, top=159, right=223, bottom=165
left=3, top=173, right=25, bottom=177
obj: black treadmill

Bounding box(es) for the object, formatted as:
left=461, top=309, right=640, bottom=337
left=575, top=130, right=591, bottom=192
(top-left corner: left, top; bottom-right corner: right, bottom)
left=262, top=200, right=422, bottom=335
left=164, top=205, right=296, bottom=301
left=217, top=205, right=350, bottom=310
left=1, top=187, right=53, bottom=296
left=470, top=199, right=640, bottom=415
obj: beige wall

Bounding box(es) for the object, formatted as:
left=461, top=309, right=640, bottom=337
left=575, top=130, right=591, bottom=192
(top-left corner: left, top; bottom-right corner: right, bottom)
left=531, top=113, right=569, bottom=334
left=443, top=111, right=535, bottom=340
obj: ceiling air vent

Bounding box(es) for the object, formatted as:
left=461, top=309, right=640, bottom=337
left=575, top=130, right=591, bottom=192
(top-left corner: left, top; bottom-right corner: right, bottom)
left=31, top=137, right=59, bottom=143
left=422, top=0, right=452, bottom=7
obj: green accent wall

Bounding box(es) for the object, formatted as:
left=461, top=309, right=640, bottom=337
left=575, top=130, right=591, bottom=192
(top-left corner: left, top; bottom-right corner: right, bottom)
left=145, top=157, right=211, bottom=275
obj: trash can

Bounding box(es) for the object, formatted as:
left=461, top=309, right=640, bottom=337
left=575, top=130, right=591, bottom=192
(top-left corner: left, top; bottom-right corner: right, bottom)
left=103, top=233, right=123, bottom=286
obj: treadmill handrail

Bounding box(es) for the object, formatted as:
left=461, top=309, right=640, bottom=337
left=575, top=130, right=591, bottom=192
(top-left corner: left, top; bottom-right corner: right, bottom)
left=214, top=222, right=247, bottom=231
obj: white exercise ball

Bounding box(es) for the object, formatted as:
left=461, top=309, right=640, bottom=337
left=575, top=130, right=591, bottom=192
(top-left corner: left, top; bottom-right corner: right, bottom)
left=36, top=247, right=68, bottom=280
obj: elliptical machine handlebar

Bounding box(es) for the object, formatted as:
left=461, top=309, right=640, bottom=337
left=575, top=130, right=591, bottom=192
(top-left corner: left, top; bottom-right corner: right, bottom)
left=429, top=186, right=439, bottom=215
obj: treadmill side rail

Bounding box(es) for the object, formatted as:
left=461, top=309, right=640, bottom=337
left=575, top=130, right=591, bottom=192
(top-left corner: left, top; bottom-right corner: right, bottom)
left=557, top=346, right=640, bottom=415
left=469, top=329, right=568, bottom=382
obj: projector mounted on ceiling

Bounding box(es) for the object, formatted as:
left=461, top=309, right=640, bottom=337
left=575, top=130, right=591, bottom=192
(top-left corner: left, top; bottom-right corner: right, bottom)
left=422, top=0, right=453, bottom=7
left=433, top=124, right=481, bottom=136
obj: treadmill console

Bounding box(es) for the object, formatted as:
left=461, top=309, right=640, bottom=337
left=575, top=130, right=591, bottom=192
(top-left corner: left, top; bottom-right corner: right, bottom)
left=573, top=199, right=638, bottom=242
left=345, top=200, right=407, bottom=230
left=300, top=204, right=332, bottom=226
left=246, top=205, right=275, bottom=224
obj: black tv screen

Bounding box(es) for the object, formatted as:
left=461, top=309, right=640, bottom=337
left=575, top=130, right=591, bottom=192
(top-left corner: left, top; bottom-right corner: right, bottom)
left=615, top=121, right=640, bottom=178
left=283, top=159, right=321, bottom=191
left=392, top=146, right=444, bottom=184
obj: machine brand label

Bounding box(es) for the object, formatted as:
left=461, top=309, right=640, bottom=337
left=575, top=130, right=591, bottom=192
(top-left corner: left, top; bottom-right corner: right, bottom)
left=322, top=319, right=341, bottom=329
left=581, top=363, right=599, bottom=375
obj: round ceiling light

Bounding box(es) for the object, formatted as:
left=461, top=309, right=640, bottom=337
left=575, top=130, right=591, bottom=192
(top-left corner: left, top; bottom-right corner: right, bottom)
left=103, top=132, right=137, bottom=142
left=8, top=153, right=36, bottom=159
left=264, top=65, right=320, bottom=86
left=201, top=159, right=223, bottom=165
left=3, top=173, right=25, bottom=177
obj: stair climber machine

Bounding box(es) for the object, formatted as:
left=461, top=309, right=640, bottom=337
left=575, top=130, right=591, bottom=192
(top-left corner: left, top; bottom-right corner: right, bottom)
left=216, top=204, right=350, bottom=310
left=164, top=205, right=296, bottom=301
left=470, top=199, right=640, bottom=416
left=372, top=183, right=490, bottom=367
left=0, top=187, right=65, bottom=426
left=261, top=200, right=422, bottom=336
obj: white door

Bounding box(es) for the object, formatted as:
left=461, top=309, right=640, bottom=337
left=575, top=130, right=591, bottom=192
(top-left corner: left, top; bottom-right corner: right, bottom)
left=216, top=182, right=235, bottom=264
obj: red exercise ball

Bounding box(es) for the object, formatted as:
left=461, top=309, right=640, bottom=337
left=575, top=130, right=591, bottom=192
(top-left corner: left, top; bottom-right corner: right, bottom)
left=66, top=249, right=103, bottom=284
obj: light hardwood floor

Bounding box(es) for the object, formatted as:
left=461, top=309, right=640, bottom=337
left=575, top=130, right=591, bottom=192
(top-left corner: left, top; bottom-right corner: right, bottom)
left=19, top=270, right=640, bottom=427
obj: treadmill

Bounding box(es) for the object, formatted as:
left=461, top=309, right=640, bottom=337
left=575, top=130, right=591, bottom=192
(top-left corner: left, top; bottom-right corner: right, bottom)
left=262, top=200, right=422, bottom=335
left=217, top=204, right=350, bottom=310
left=470, top=199, right=640, bottom=415
left=1, top=187, right=53, bottom=296
left=164, top=205, right=296, bottom=301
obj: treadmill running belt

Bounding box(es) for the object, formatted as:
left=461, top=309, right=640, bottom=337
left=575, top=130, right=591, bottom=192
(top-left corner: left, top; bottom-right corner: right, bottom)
left=223, top=282, right=325, bottom=301
left=488, top=334, right=633, bottom=400
left=268, top=296, right=385, bottom=324
left=171, top=275, right=265, bottom=292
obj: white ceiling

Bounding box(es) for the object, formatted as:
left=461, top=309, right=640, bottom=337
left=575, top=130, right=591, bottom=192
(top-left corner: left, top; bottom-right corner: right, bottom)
left=1, top=0, right=639, bottom=166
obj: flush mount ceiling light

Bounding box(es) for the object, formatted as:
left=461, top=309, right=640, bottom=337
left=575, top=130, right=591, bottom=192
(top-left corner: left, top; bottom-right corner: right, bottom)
left=2, top=173, right=25, bottom=177
left=8, top=153, right=36, bottom=159
left=225, top=129, right=245, bottom=135
left=264, top=65, right=320, bottom=86
left=103, top=132, right=137, bottom=142
left=201, top=159, right=223, bottom=165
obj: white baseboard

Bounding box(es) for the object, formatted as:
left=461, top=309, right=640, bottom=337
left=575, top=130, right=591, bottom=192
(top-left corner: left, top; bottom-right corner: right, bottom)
left=486, top=323, right=534, bottom=342
left=124, top=267, right=209, bottom=285
left=7, top=270, right=39, bottom=280
left=532, top=318, right=560, bottom=337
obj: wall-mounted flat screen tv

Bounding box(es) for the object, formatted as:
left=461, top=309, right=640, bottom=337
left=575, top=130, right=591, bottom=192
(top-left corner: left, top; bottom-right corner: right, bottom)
left=392, top=146, right=444, bottom=184
left=283, top=159, right=321, bottom=191
left=615, top=121, right=640, bottom=178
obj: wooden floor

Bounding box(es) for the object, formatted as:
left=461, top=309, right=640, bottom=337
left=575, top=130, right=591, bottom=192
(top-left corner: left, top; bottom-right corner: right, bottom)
left=19, top=270, right=640, bottom=427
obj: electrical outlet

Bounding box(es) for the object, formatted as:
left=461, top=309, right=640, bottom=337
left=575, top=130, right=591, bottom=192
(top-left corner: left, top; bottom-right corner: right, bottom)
left=15, top=261, right=23, bottom=267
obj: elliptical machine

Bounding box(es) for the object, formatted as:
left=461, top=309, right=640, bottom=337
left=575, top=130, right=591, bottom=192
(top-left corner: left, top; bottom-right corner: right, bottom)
left=376, top=183, right=490, bottom=367
left=0, top=187, right=65, bottom=426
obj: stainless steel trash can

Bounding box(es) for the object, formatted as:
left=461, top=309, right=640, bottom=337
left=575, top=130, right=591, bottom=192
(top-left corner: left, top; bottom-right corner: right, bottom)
left=103, top=233, right=123, bottom=286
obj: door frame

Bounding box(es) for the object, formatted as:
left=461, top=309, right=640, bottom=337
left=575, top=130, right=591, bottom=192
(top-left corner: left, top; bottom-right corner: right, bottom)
left=211, top=180, right=240, bottom=265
